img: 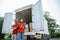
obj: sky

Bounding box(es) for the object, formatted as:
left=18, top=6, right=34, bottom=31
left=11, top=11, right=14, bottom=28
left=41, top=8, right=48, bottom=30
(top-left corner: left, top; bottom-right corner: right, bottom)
left=0, top=0, right=60, bottom=24
left=42, top=0, right=60, bottom=24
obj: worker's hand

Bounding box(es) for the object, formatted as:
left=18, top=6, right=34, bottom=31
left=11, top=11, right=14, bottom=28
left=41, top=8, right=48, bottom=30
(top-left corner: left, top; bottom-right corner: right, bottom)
left=19, top=26, right=24, bottom=28
left=13, top=27, right=16, bottom=29
left=23, top=27, right=24, bottom=28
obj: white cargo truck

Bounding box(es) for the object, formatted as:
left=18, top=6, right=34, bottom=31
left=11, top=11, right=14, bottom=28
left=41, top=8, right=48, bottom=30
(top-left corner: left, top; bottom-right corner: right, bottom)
left=2, top=1, right=49, bottom=40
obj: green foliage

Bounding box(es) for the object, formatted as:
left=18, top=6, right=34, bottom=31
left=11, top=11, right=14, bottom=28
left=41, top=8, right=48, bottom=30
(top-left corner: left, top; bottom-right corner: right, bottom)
left=4, top=34, right=12, bottom=39
left=54, top=32, right=60, bottom=38
left=0, top=17, right=5, bottom=39
left=0, top=17, right=4, bottom=33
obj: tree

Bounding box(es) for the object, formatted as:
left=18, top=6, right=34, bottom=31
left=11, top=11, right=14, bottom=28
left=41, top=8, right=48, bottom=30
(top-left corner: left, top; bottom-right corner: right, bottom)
left=0, top=17, right=4, bottom=33
left=43, top=11, right=57, bottom=37
left=0, top=17, right=5, bottom=39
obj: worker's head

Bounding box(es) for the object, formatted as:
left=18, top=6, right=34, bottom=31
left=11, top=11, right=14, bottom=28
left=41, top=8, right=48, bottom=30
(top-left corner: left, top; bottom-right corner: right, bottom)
left=20, top=19, right=23, bottom=22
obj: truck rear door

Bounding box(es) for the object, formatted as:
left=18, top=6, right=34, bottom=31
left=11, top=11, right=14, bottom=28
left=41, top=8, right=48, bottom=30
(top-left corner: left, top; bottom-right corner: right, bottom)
left=32, top=1, right=43, bottom=32
left=2, top=13, right=13, bottom=33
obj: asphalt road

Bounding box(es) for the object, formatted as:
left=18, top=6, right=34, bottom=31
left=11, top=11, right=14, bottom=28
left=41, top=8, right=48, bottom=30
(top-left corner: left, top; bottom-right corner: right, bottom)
left=49, top=38, right=60, bottom=40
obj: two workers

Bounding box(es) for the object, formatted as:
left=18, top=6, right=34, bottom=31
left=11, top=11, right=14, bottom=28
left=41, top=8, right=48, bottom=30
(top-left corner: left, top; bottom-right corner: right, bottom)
left=12, top=19, right=24, bottom=40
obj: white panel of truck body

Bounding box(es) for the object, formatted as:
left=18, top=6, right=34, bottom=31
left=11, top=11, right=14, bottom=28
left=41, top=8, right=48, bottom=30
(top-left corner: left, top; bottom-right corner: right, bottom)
left=32, top=1, right=49, bottom=34
left=32, top=1, right=43, bottom=32
left=14, top=4, right=32, bottom=12
left=2, top=13, right=13, bottom=33
left=43, top=18, right=49, bottom=34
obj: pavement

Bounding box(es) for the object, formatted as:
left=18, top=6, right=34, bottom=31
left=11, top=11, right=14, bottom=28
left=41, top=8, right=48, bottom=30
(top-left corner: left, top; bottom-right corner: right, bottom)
left=49, top=38, right=60, bottom=40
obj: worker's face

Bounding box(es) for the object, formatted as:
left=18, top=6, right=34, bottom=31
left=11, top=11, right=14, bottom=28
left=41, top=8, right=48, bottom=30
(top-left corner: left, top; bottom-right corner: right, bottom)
left=20, top=19, right=23, bottom=22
